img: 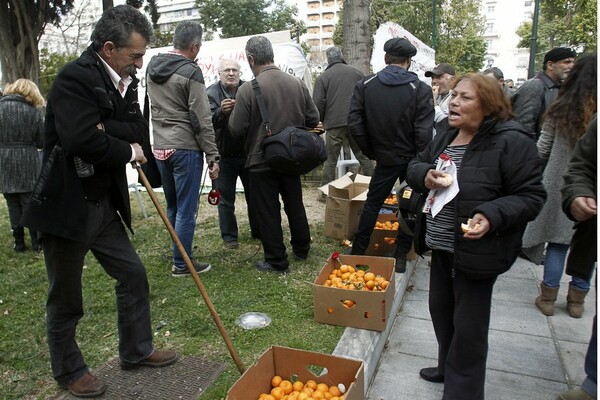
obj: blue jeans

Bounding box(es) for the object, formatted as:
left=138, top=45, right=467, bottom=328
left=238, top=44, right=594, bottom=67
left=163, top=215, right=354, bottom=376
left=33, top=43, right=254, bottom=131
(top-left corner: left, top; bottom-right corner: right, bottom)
left=216, top=155, right=257, bottom=242
left=157, top=150, right=203, bottom=268
left=351, top=163, right=412, bottom=255
left=543, top=242, right=590, bottom=290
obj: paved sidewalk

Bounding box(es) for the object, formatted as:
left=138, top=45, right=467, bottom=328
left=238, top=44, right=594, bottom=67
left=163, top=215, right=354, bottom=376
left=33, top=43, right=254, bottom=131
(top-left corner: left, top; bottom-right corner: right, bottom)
left=334, top=254, right=596, bottom=400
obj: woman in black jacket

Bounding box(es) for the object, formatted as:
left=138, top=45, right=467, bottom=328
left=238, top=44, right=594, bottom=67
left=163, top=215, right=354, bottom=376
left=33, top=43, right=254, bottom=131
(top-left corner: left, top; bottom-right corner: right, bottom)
left=406, top=73, right=546, bottom=400
left=0, top=79, right=45, bottom=252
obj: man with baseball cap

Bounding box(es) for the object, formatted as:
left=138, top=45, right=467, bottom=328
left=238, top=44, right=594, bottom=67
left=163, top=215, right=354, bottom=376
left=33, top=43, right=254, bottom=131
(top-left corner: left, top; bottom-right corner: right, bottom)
left=348, top=37, right=434, bottom=273
left=512, top=46, right=576, bottom=140
left=425, top=62, right=456, bottom=125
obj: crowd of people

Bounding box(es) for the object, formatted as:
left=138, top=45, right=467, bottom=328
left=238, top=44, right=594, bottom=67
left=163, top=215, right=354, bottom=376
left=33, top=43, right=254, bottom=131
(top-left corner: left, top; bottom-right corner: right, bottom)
left=0, top=4, right=595, bottom=399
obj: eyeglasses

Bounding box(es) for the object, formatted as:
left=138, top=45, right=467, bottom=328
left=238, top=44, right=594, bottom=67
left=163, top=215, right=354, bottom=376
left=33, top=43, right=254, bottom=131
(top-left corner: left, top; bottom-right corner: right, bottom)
left=220, top=68, right=239, bottom=74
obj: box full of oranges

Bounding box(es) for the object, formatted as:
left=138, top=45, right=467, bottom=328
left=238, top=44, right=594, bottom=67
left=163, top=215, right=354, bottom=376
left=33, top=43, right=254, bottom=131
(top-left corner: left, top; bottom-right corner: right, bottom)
left=313, top=254, right=395, bottom=332
left=226, top=345, right=365, bottom=400
left=365, top=213, right=399, bottom=257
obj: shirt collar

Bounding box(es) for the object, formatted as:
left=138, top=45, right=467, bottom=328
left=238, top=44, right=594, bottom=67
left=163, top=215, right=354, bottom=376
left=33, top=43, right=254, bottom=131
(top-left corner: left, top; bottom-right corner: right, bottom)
left=96, top=53, right=133, bottom=95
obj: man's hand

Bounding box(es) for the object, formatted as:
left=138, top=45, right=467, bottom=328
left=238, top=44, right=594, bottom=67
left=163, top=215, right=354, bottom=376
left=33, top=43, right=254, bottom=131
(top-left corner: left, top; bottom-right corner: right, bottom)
left=424, top=169, right=447, bottom=190
left=220, top=98, right=236, bottom=116
left=432, top=85, right=440, bottom=104
left=132, top=143, right=147, bottom=165
left=209, top=162, right=219, bottom=180
left=570, top=196, right=597, bottom=221
left=463, top=213, right=490, bottom=240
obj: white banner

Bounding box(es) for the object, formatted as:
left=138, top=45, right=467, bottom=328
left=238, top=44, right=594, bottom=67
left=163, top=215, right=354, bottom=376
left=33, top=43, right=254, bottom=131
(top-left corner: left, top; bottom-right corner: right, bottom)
left=136, top=30, right=310, bottom=110
left=371, top=22, right=436, bottom=83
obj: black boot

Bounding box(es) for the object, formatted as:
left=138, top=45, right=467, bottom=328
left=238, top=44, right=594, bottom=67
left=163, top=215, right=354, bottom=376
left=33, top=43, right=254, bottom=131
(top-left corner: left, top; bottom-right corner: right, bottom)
left=12, top=226, right=25, bottom=253
left=30, top=230, right=42, bottom=253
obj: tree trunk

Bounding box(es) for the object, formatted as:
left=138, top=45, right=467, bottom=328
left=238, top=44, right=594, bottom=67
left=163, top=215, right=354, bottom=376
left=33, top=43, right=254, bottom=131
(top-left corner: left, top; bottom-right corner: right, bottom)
left=342, top=0, right=372, bottom=75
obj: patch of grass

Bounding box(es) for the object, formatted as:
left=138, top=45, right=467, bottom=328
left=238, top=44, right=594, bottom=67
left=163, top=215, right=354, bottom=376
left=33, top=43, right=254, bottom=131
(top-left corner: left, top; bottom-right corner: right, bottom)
left=0, top=181, right=347, bottom=399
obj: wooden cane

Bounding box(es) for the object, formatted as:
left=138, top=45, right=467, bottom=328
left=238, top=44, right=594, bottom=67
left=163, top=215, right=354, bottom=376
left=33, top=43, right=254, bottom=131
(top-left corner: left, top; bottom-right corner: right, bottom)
left=132, top=162, right=246, bottom=374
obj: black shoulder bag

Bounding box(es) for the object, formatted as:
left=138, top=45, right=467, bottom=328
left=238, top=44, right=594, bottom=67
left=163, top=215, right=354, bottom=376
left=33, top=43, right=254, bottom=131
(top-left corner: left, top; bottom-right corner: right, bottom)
left=251, top=79, right=326, bottom=176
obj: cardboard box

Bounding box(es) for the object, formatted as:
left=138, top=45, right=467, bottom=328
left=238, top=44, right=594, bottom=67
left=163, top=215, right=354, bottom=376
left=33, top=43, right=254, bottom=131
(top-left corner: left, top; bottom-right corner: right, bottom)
left=313, top=255, right=395, bottom=332
left=226, top=346, right=365, bottom=400
left=365, top=213, right=417, bottom=260
left=319, top=173, right=370, bottom=240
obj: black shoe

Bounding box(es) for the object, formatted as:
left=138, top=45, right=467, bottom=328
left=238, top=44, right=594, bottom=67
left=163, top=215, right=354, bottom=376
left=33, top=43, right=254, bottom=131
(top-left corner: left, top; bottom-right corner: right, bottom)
left=121, top=350, right=178, bottom=370
left=395, top=250, right=407, bottom=273
left=171, top=261, right=211, bottom=277
left=225, top=240, right=239, bottom=249
left=293, top=252, right=307, bottom=261
left=255, top=260, right=289, bottom=274
left=419, top=367, right=444, bottom=383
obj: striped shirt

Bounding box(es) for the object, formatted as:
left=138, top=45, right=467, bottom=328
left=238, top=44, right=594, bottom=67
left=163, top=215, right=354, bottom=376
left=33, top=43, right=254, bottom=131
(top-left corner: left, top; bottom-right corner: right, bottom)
left=425, top=144, right=468, bottom=252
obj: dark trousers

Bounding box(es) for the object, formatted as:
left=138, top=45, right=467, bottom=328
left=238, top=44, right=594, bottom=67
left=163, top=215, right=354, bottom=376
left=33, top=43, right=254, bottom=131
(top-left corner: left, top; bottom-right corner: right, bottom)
left=44, top=196, right=153, bottom=385
left=249, top=170, right=310, bottom=269
left=429, top=250, right=497, bottom=400
left=4, top=192, right=38, bottom=241
left=351, top=163, right=412, bottom=254
left=216, top=155, right=258, bottom=242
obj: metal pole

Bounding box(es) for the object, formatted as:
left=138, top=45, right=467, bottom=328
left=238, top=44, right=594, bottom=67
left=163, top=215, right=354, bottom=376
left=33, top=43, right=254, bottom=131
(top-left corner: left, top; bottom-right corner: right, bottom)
left=528, top=0, right=541, bottom=79
left=432, top=0, right=437, bottom=50
left=133, top=163, right=246, bottom=374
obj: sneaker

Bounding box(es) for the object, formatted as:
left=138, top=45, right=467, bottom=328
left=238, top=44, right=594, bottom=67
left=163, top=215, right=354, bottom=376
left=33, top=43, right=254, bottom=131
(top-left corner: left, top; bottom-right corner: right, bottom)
left=225, top=241, right=239, bottom=249
left=171, top=261, right=211, bottom=277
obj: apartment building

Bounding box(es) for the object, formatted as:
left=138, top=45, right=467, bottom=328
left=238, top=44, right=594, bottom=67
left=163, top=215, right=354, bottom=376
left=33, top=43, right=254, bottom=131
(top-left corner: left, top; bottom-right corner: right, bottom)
left=303, top=0, right=342, bottom=50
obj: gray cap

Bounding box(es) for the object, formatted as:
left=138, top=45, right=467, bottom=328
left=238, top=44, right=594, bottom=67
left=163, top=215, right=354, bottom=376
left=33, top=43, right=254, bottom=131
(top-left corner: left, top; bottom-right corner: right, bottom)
left=425, top=63, right=456, bottom=77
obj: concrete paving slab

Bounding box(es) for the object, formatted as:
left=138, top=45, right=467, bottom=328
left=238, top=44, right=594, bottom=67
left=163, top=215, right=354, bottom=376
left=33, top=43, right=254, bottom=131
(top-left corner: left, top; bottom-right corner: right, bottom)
left=485, top=368, right=568, bottom=400
left=550, top=304, right=595, bottom=343
left=490, top=297, right=552, bottom=337
left=558, top=339, right=589, bottom=386
left=488, top=329, right=565, bottom=382
left=386, top=315, right=438, bottom=360
left=492, top=274, right=539, bottom=304
left=398, top=286, right=430, bottom=320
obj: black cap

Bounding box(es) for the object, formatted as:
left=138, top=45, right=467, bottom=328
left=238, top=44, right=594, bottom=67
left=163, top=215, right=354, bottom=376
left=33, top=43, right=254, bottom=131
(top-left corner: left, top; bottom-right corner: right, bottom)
left=543, top=47, right=576, bottom=66
left=425, top=63, right=456, bottom=77
left=383, top=38, right=417, bottom=57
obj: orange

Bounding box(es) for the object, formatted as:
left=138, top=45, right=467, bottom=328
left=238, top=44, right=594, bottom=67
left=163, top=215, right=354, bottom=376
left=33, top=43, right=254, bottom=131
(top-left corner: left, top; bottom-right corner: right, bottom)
left=312, top=390, right=325, bottom=399
left=365, top=280, right=375, bottom=290
left=364, top=272, right=376, bottom=282
left=339, top=264, right=349, bottom=273
left=288, top=392, right=299, bottom=400
left=329, top=386, right=342, bottom=397
left=261, top=395, right=276, bottom=400
left=316, top=383, right=329, bottom=393
left=271, top=386, right=285, bottom=399
left=327, top=306, right=334, bottom=314
left=272, top=375, right=283, bottom=388
left=297, top=393, right=310, bottom=400
left=380, top=280, right=390, bottom=290
left=280, top=380, right=293, bottom=395
left=342, top=299, right=355, bottom=308
left=292, top=380, right=304, bottom=392
left=305, top=380, right=317, bottom=390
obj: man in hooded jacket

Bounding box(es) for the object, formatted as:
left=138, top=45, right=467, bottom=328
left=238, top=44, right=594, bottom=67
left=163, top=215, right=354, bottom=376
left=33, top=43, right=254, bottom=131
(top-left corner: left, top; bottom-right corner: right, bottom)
left=348, top=37, right=434, bottom=272
left=146, top=21, right=220, bottom=276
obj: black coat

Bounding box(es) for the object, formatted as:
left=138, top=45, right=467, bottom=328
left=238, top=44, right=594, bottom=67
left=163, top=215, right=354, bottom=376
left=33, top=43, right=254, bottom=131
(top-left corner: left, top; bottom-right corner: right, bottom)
left=206, top=80, right=244, bottom=157
left=22, top=46, right=147, bottom=241
left=407, top=119, right=546, bottom=278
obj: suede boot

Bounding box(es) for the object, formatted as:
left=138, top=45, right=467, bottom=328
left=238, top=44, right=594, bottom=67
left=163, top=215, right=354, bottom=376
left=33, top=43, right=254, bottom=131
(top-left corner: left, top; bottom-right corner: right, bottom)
left=567, top=283, right=589, bottom=318
left=12, top=226, right=25, bottom=253
left=535, top=283, right=559, bottom=316
left=556, top=388, right=596, bottom=400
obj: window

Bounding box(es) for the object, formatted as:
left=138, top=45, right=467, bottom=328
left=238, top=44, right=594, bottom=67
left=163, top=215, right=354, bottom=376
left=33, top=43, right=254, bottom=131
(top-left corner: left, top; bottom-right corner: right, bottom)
left=487, top=5, right=495, bottom=13
left=486, top=22, right=494, bottom=34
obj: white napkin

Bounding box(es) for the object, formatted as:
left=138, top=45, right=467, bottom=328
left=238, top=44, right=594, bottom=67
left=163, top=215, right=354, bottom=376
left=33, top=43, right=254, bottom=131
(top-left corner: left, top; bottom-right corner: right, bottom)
left=422, top=154, right=460, bottom=218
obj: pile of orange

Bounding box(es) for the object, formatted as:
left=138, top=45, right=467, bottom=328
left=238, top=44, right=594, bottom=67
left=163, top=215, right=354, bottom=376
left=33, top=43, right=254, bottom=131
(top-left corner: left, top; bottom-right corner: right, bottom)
left=321, top=264, right=390, bottom=292
left=374, top=220, right=399, bottom=230
left=257, top=376, right=346, bottom=400
left=383, top=193, right=398, bottom=205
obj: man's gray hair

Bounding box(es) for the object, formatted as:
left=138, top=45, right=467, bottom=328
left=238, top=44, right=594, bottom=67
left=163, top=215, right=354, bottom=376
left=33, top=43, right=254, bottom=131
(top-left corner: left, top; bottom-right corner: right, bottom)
left=91, top=5, right=153, bottom=51
left=326, top=46, right=343, bottom=63
left=173, top=21, right=203, bottom=50
left=245, top=36, right=274, bottom=66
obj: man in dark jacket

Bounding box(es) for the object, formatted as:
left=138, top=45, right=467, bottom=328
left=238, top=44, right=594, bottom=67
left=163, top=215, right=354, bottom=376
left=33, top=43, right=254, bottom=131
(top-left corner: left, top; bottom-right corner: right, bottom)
left=207, top=59, right=258, bottom=248
left=21, top=5, right=177, bottom=398
left=512, top=47, right=576, bottom=140
left=229, top=36, right=320, bottom=273
left=313, top=46, right=373, bottom=190
left=146, top=21, right=220, bottom=276
left=348, top=37, right=434, bottom=273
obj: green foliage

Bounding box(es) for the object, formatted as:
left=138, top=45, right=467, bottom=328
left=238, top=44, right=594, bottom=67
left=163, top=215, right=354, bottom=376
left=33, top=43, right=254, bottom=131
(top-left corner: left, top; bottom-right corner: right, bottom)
left=517, top=0, right=597, bottom=70
left=0, top=184, right=345, bottom=399
left=38, top=49, right=78, bottom=97
left=341, top=0, right=486, bottom=73
left=152, top=29, right=174, bottom=48
left=195, top=0, right=300, bottom=38
left=145, top=0, right=160, bottom=28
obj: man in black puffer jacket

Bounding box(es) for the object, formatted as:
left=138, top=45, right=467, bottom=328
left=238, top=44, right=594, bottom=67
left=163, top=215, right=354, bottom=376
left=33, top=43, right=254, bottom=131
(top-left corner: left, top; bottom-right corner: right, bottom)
left=348, top=37, right=434, bottom=272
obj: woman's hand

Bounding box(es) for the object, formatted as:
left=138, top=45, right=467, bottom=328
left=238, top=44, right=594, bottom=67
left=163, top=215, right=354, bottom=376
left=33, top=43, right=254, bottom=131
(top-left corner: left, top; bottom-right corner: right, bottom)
left=424, top=169, right=448, bottom=190
left=463, top=213, right=490, bottom=239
